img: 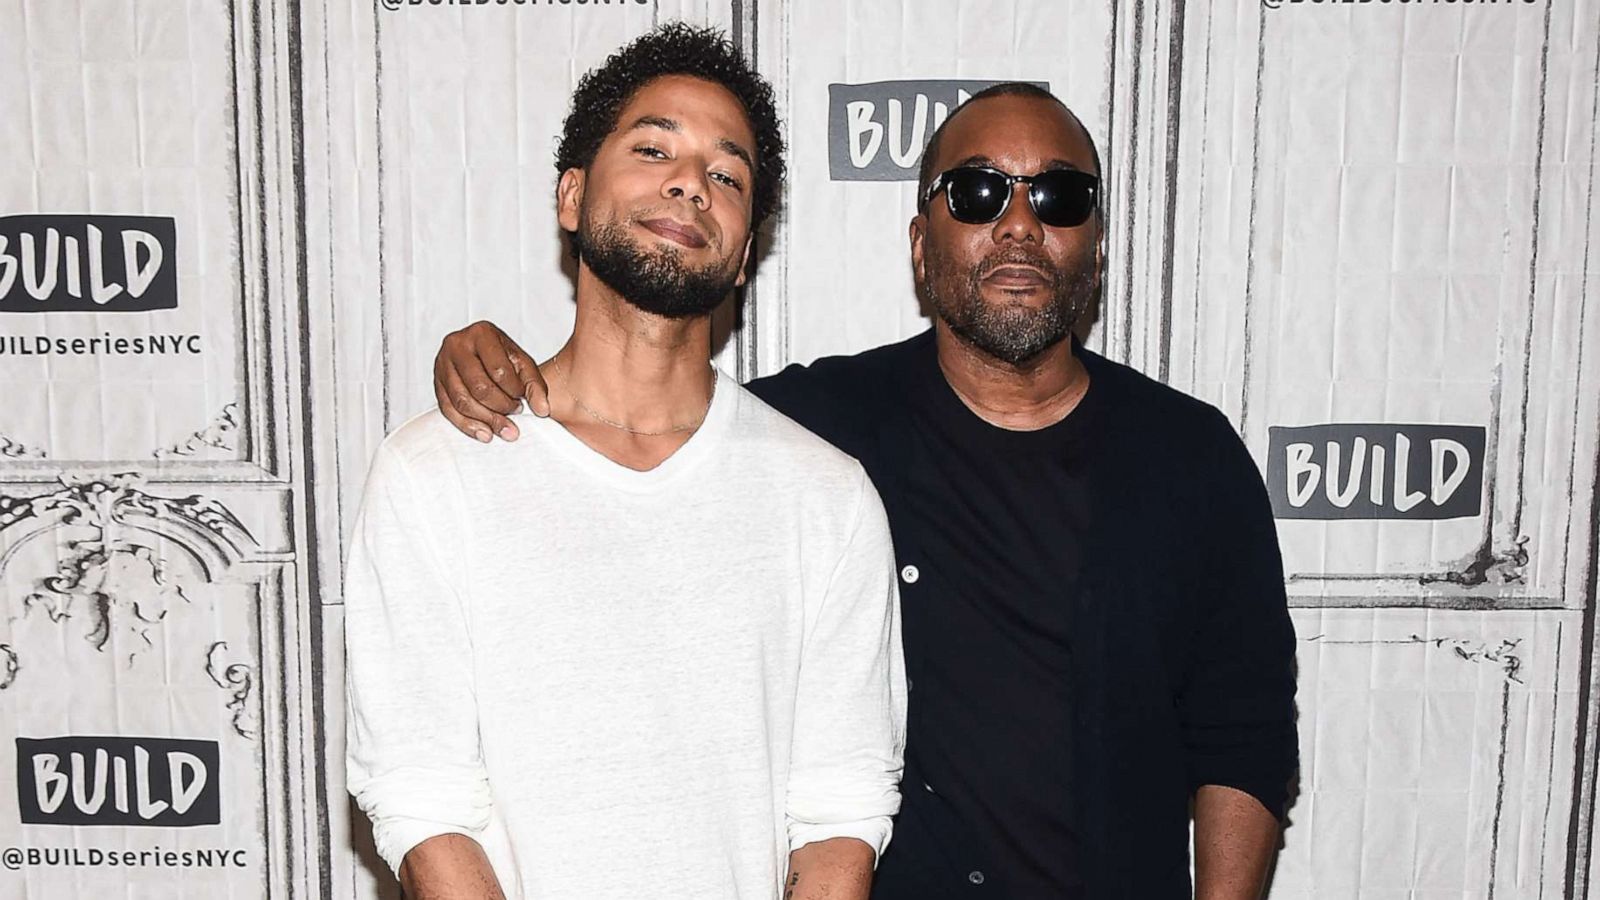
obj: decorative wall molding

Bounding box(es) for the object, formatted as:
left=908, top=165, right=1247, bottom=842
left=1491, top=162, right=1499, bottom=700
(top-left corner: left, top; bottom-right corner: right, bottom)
left=155, top=402, right=243, bottom=460
left=207, top=640, right=259, bottom=740
left=1420, top=537, right=1533, bottom=589
left=1303, top=632, right=1525, bottom=684
left=0, top=435, right=46, bottom=460
left=0, top=643, right=16, bottom=691
left=0, top=473, right=258, bottom=582
left=21, top=537, right=190, bottom=668
left=1285, top=535, right=1535, bottom=599
left=0, top=473, right=261, bottom=683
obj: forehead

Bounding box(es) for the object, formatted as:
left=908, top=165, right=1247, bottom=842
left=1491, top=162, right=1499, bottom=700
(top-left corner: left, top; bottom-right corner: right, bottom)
left=610, top=74, right=756, bottom=150
left=929, top=95, right=1096, bottom=176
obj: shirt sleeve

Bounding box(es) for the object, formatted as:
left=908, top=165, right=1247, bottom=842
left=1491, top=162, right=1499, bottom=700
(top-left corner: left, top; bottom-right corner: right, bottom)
left=785, top=469, right=908, bottom=864
left=746, top=360, right=878, bottom=460
left=343, top=443, right=494, bottom=875
left=1178, top=411, right=1300, bottom=820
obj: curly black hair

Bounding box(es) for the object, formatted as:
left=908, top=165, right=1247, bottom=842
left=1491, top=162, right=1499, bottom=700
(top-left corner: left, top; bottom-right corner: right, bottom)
left=555, top=22, right=786, bottom=258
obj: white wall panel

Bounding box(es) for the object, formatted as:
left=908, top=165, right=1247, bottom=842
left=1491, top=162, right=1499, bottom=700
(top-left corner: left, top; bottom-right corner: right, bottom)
left=743, top=0, right=1115, bottom=373
left=1, top=1, right=324, bottom=897
left=2, top=1, right=1597, bottom=898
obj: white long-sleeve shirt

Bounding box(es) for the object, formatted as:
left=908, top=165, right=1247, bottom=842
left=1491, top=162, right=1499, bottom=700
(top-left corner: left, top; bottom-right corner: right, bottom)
left=344, top=370, right=907, bottom=899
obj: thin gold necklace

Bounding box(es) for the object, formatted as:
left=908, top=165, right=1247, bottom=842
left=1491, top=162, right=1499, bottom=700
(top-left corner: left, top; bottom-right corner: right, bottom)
left=548, top=358, right=716, bottom=436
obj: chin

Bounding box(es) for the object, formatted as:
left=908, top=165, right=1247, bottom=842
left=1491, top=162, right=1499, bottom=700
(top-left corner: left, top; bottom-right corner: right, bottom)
left=980, top=295, right=1055, bottom=315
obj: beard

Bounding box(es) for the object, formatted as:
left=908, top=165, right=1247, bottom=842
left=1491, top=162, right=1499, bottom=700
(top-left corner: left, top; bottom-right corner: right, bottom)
left=572, top=213, right=743, bottom=320
left=916, top=242, right=1097, bottom=366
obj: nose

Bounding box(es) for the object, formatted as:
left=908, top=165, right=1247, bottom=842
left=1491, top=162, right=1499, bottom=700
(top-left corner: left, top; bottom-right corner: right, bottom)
left=990, top=181, right=1043, bottom=245
left=662, top=160, right=710, bottom=211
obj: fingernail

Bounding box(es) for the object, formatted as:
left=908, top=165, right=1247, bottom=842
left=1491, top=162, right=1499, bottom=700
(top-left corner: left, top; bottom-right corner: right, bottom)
left=473, top=429, right=492, bottom=443
left=498, top=424, right=518, bottom=441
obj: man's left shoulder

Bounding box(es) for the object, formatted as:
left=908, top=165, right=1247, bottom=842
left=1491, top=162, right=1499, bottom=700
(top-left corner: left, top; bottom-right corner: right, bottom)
left=1080, top=347, right=1236, bottom=445
left=727, top=381, right=872, bottom=488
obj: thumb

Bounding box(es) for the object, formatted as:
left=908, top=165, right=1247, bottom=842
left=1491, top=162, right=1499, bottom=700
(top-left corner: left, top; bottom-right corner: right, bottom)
left=521, top=358, right=551, bottom=418
left=502, top=339, right=550, bottom=418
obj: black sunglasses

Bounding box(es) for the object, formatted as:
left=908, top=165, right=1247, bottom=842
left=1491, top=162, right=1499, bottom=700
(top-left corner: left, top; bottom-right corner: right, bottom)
left=923, top=166, right=1100, bottom=229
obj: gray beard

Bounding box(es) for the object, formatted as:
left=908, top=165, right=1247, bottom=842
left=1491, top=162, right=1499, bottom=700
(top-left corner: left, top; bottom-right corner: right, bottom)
left=918, top=249, right=1096, bottom=366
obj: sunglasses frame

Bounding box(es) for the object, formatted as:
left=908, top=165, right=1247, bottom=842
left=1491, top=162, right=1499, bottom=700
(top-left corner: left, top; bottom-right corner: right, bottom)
left=922, top=165, right=1101, bottom=228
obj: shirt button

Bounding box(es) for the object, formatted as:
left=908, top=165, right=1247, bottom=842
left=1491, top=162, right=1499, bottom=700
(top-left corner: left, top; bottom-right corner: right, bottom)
left=923, top=782, right=935, bottom=793
left=900, top=564, right=920, bottom=584
left=968, top=870, right=985, bottom=885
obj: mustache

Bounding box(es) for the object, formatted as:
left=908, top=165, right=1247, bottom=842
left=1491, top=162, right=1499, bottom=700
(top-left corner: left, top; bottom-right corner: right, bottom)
left=627, top=207, right=718, bottom=249
left=974, top=246, right=1060, bottom=280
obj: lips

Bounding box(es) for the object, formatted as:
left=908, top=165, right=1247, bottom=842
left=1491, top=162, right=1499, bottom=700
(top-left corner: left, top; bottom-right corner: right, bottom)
left=639, top=218, right=708, bottom=249
left=981, top=264, right=1050, bottom=288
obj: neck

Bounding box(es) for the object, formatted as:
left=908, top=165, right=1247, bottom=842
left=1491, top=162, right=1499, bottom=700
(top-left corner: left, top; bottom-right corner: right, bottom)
left=547, top=267, right=716, bottom=432
left=933, top=318, right=1091, bottom=431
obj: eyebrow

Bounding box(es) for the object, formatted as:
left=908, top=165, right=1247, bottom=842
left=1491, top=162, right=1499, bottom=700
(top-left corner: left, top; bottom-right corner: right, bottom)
left=1041, top=158, right=1090, bottom=174
left=717, top=138, right=755, bottom=174
left=623, top=115, right=756, bottom=174
left=626, top=115, right=681, bottom=134
left=950, top=154, right=996, bottom=170
left=948, top=154, right=1091, bottom=175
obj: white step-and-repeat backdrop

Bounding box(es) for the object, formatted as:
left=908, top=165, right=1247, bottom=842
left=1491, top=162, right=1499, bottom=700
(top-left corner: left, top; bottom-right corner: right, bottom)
left=1, top=1, right=1597, bottom=898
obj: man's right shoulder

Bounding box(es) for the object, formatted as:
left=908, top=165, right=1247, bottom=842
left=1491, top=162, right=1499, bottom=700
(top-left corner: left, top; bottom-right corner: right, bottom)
left=744, top=330, right=931, bottom=454
left=749, top=330, right=930, bottom=400
left=371, top=409, right=484, bottom=476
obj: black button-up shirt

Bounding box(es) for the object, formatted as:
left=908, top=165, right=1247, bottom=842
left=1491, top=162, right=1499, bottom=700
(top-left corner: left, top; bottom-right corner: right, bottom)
left=749, top=330, right=1297, bottom=899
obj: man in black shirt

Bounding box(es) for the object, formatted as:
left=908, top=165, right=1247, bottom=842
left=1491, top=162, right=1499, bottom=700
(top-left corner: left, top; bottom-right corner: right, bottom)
left=427, top=83, right=1297, bottom=898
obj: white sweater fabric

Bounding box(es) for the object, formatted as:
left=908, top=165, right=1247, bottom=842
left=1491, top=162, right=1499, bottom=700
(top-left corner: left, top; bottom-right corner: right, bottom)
left=344, top=370, right=907, bottom=899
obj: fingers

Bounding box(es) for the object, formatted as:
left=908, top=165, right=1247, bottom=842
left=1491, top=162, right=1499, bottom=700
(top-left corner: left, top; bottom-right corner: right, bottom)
left=450, top=327, right=525, bottom=417
left=437, top=321, right=532, bottom=439
left=499, top=333, right=550, bottom=418
left=476, top=334, right=542, bottom=420
left=434, top=356, right=492, bottom=443
left=435, top=355, right=519, bottom=443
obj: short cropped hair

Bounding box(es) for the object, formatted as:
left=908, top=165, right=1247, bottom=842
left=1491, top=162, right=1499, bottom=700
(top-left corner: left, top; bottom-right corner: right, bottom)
left=915, top=82, right=1102, bottom=217
left=555, top=23, right=786, bottom=257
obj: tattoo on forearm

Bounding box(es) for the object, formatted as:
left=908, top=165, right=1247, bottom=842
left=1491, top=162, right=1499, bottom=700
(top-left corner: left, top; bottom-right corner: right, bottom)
left=784, top=872, right=799, bottom=900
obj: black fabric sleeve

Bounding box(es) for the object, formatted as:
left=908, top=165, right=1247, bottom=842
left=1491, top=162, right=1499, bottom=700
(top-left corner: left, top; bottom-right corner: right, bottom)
left=746, top=362, right=877, bottom=461
left=1178, top=409, right=1300, bottom=820
left=745, top=365, right=818, bottom=420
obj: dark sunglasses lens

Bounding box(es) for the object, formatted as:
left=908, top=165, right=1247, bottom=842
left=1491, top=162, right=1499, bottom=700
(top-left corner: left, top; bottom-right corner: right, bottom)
left=945, top=170, right=1011, bottom=223
left=1029, top=171, right=1097, bottom=227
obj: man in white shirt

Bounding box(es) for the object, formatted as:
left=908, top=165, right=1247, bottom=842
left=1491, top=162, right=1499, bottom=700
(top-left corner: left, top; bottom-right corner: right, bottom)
left=343, top=23, right=906, bottom=900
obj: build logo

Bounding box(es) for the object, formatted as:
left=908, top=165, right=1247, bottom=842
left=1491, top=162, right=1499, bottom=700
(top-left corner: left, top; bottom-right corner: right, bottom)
left=0, top=214, right=178, bottom=313
left=827, top=80, right=1049, bottom=181
left=1267, top=424, right=1487, bottom=520
left=15, top=736, right=221, bottom=827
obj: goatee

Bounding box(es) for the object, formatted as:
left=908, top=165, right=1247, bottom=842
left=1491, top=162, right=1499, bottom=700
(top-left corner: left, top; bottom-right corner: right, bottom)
left=917, top=245, right=1096, bottom=366
left=573, top=217, right=741, bottom=319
